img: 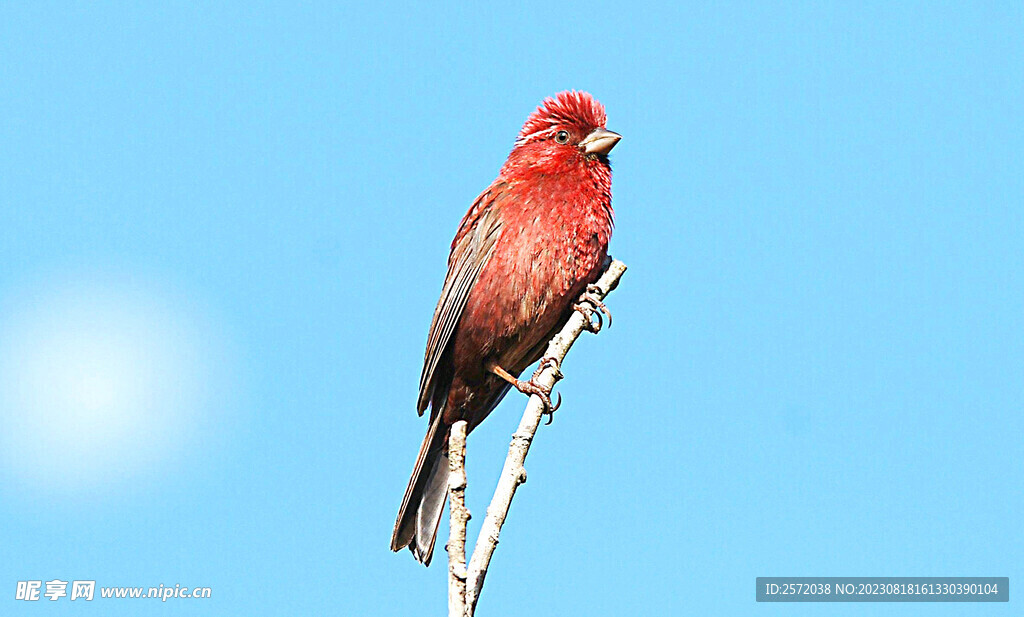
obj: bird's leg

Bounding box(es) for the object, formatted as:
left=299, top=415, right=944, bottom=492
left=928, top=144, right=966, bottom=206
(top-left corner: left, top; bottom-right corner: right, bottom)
left=573, top=284, right=612, bottom=333
left=487, top=360, right=562, bottom=424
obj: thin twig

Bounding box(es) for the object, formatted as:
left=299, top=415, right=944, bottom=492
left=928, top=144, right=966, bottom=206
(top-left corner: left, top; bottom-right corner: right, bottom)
left=463, top=259, right=627, bottom=615
left=447, top=420, right=470, bottom=617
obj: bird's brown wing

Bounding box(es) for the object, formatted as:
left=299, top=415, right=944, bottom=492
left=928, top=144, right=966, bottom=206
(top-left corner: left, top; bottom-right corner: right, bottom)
left=416, top=188, right=505, bottom=415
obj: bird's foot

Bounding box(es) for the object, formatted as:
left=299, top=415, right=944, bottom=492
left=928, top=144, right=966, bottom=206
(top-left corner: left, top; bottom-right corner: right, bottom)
left=512, top=374, right=562, bottom=425
left=488, top=359, right=563, bottom=424
left=573, top=284, right=612, bottom=333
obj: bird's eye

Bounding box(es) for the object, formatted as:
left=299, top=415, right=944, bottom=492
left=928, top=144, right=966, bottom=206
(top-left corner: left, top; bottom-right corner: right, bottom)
left=554, top=130, right=570, bottom=144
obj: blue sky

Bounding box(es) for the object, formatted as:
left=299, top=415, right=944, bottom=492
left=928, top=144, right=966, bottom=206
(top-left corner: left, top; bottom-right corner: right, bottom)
left=1, top=2, right=1021, bottom=615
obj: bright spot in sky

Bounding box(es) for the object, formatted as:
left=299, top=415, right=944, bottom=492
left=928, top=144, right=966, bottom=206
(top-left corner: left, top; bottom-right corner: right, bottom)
left=0, top=276, right=219, bottom=492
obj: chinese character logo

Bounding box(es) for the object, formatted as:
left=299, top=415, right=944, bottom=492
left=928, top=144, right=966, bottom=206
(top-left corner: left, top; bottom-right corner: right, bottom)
left=71, top=580, right=95, bottom=601
left=15, top=581, right=42, bottom=601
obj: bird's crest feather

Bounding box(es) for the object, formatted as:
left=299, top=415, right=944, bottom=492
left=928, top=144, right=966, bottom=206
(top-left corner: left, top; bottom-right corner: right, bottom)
left=515, top=91, right=607, bottom=145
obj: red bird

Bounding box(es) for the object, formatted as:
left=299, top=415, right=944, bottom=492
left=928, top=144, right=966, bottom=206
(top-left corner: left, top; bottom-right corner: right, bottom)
left=391, top=91, right=620, bottom=565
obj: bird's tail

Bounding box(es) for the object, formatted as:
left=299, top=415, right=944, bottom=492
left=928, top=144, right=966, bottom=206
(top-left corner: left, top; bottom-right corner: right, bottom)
left=391, top=413, right=449, bottom=566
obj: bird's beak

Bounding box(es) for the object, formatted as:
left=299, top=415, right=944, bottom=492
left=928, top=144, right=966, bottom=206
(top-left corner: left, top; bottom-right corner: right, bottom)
left=580, top=128, right=622, bottom=155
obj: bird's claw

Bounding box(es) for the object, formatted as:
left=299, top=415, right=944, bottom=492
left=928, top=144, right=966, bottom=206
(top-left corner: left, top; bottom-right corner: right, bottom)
left=543, top=392, right=562, bottom=425
left=513, top=376, right=561, bottom=424
left=529, top=357, right=563, bottom=424
left=574, top=285, right=611, bottom=333
left=582, top=284, right=612, bottom=328
left=534, top=356, right=563, bottom=381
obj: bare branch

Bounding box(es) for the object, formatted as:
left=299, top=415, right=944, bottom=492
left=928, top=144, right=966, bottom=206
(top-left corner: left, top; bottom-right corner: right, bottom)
left=463, top=259, right=627, bottom=615
left=447, top=420, right=470, bottom=617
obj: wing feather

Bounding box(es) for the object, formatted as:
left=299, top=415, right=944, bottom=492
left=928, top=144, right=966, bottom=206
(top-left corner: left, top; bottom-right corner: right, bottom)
left=416, top=188, right=505, bottom=414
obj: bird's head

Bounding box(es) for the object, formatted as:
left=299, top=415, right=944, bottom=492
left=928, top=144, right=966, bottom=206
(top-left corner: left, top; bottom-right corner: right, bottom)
left=502, top=91, right=621, bottom=178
